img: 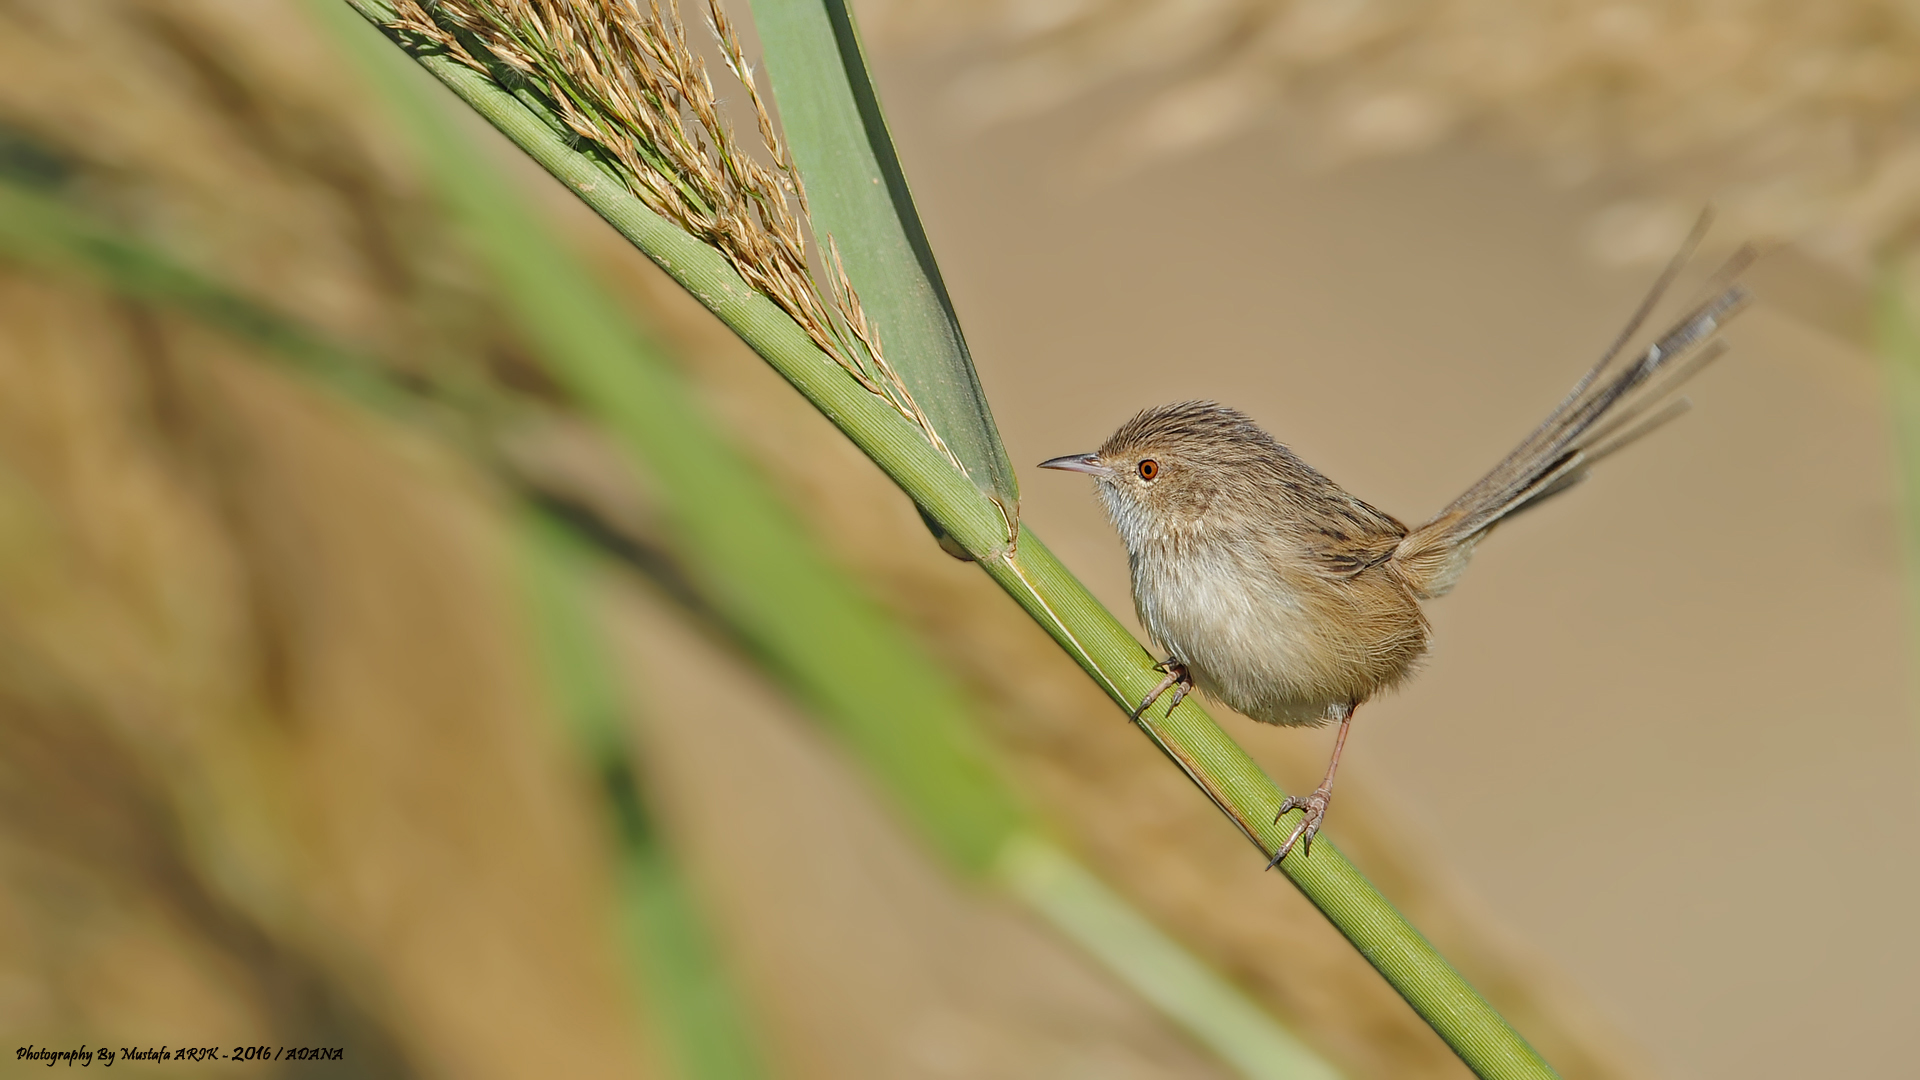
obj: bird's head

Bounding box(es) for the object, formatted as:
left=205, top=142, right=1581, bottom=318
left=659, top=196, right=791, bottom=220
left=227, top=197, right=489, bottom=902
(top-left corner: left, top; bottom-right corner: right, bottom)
left=1039, top=401, right=1280, bottom=544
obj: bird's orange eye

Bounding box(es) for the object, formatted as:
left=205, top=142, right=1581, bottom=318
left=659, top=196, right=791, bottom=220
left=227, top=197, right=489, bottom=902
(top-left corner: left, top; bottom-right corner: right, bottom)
left=1137, top=459, right=1159, bottom=480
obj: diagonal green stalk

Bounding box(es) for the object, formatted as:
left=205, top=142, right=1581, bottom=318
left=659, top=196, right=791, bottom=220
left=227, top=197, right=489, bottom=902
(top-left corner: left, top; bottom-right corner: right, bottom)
left=343, top=4, right=1552, bottom=1076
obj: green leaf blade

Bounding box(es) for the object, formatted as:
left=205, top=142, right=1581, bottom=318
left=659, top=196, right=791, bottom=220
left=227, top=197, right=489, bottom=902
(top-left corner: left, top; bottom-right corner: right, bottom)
left=745, top=0, right=1020, bottom=538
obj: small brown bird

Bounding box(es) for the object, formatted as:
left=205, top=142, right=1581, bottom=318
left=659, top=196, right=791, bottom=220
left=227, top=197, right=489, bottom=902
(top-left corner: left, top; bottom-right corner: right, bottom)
left=1042, top=237, right=1751, bottom=865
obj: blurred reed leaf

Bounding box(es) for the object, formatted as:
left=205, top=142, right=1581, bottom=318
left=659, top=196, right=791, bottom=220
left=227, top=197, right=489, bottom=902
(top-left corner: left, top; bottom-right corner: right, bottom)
left=519, top=512, right=770, bottom=1080
left=0, top=180, right=409, bottom=417
left=744, top=0, right=1020, bottom=543
left=1875, top=256, right=1920, bottom=713
left=325, top=3, right=1559, bottom=1076
left=1000, top=835, right=1341, bottom=1080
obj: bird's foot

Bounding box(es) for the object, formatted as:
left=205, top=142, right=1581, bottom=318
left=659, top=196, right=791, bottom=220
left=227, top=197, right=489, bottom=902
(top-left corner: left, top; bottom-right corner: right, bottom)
left=1267, top=786, right=1333, bottom=868
left=1130, top=659, right=1194, bottom=721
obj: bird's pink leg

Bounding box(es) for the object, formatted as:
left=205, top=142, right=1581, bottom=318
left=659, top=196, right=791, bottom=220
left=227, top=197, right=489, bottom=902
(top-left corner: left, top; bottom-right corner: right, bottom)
left=1130, top=659, right=1193, bottom=721
left=1268, top=701, right=1356, bottom=867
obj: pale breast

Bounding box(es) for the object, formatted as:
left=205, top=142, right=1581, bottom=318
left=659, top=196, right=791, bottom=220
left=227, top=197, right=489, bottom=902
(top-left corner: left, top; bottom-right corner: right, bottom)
left=1130, top=537, right=1429, bottom=726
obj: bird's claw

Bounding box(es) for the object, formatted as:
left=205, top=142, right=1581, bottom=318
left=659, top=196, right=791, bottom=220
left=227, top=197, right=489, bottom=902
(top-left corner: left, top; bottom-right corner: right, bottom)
left=1266, top=787, right=1332, bottom=868
left=1130, top=660, right=1194, bottom=721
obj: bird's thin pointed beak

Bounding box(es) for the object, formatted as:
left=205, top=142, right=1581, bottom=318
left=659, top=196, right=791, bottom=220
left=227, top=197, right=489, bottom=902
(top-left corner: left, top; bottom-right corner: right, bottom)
left=1038, top=452, right=1113, bottom=477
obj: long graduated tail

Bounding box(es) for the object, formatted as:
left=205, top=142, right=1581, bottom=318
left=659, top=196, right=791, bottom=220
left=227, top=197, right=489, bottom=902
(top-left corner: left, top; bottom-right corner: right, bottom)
left=1392, top=220, right=1754, bottom=598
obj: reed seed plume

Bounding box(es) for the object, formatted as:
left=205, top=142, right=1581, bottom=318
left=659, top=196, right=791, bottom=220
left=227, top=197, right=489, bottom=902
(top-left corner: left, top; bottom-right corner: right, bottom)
left=381, top=0, right=955, bottom=460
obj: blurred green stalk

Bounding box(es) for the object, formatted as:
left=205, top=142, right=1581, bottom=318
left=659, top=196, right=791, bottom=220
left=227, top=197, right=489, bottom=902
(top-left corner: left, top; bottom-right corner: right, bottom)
left=330, top=2, right=1558, bottom=1077
left=0, top=182, right=408, bottom=417
left=999, top=836, right=1338, bottom=1080
left=519, top=512, right=770, bottom=1080
left=1876, top=252, right=1920, bottom=724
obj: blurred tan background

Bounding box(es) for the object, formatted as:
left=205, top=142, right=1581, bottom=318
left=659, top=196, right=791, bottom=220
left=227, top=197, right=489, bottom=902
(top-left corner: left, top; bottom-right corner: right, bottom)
left=0, top=2, right=1915, bottom=1079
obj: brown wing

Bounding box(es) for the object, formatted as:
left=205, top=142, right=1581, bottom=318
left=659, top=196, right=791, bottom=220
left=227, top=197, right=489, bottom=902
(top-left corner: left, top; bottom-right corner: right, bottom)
left=1298, top=495, right=1406, bottom=578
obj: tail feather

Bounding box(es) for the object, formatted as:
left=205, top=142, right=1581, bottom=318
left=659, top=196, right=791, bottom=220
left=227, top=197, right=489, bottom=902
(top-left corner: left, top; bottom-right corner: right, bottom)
left=1392, top=226, right=1753, bottom=599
